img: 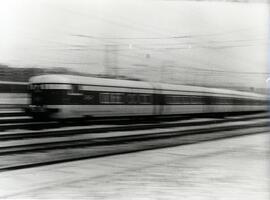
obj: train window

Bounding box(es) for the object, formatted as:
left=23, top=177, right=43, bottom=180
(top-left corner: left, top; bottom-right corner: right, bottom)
left=202, top=96, right=214, bottom=105
left=127, top=94, right=137, bottom=104
left=225, top=97, right=234, bottom=105
left=217, top=96, right=230, bottom=105
left=259, top=99, right=266, bottom=105
left=100, top=93, right=124, bottom=104
left=30, top=84, right=42, bottom=92
left=40, top=84, right=46, bottom=90
left=110, top=93, right=124, bottom=104
left=165, top=96, right=170, bottom=104
left=100, top=93, right=110, bottom=104
left=30, top=84, right=41, bottom=90
left=241, top=99, right=249, bottom=105
left=166, top=95, right=176, bottom=104
left=190, top=96, right=203, bottom=104
left=68, top=84, right=83, bottom=96
left=213, top=97, right=220, bottom=104
left=173, top=96, right=179, bottom=104
left=232, top=98, right=242, bottom=105
left=166, top=95, right=193, bottom=104
left=9, top=85, right=15, bottom=92
left=251, top=99, right=256, bottom=105
left=209, top=96, right=217, bottom=105
left=41, top=84, right=71, bottom=90
left=166, top=95, right=179, bottom=104
left=71, top=85, right=79, bottom=93
left=139, top=94, right=152, bottom=104
left=215, top=97, right=221, bottom=104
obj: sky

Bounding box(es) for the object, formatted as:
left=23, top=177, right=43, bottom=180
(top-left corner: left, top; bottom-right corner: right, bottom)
left=0, top=0, right=269, bottom=88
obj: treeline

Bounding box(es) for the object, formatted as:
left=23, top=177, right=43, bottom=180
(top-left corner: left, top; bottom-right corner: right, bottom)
left=0, top=64, right=142, bottom=82
left=0, top=64, right=266, bottom=94
left=0, top=64, right=81, bottom=82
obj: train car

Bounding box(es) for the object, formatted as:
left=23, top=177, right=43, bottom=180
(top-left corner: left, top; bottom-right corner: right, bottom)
left=25, top=74, right=267, bottom=119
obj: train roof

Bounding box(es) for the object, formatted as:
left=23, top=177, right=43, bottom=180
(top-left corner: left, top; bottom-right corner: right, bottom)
left=29, top=74, right=154, bottom=89
left=29, top=74, right=266, bottom=99
left=159, top=83, right=265, bottom=99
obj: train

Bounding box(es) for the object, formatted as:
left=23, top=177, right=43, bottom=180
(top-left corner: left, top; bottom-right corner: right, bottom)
left=25, top=74, right=267, bottom=119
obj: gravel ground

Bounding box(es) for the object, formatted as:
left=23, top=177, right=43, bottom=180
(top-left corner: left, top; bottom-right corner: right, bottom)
left=0, top=132, right=269, bottom=200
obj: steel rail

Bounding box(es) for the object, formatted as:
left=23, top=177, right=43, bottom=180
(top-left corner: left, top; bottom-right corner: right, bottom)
left=0, top=113, right=267, bottom=141
left=0, top=125, right=268, bottom=172
left=0, top=119, right=268, bottom=155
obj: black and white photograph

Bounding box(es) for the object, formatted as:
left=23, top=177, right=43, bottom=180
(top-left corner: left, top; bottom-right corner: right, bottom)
left=0, top=0, right=269, bottom=199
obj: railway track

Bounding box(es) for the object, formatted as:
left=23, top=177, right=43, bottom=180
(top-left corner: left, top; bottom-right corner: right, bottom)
left=0, top=111, right=267, bottom=131
left=0, top=112, right=269, bottom=172
left=0, top=112, right=268, bottom=140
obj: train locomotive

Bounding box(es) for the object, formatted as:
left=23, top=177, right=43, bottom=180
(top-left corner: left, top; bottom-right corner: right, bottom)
left=26, top=74, right=267, bottom=119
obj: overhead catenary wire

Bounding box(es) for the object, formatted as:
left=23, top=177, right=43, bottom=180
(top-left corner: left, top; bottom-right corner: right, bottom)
left=3, top=1, right=267, bottom=88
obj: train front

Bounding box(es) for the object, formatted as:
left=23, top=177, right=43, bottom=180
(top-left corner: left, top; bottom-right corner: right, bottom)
left=25, top=75, right=70, bottom=119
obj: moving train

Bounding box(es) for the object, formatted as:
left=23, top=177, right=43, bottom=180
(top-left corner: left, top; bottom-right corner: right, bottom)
left=25, top=74, right=267, bottom=119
